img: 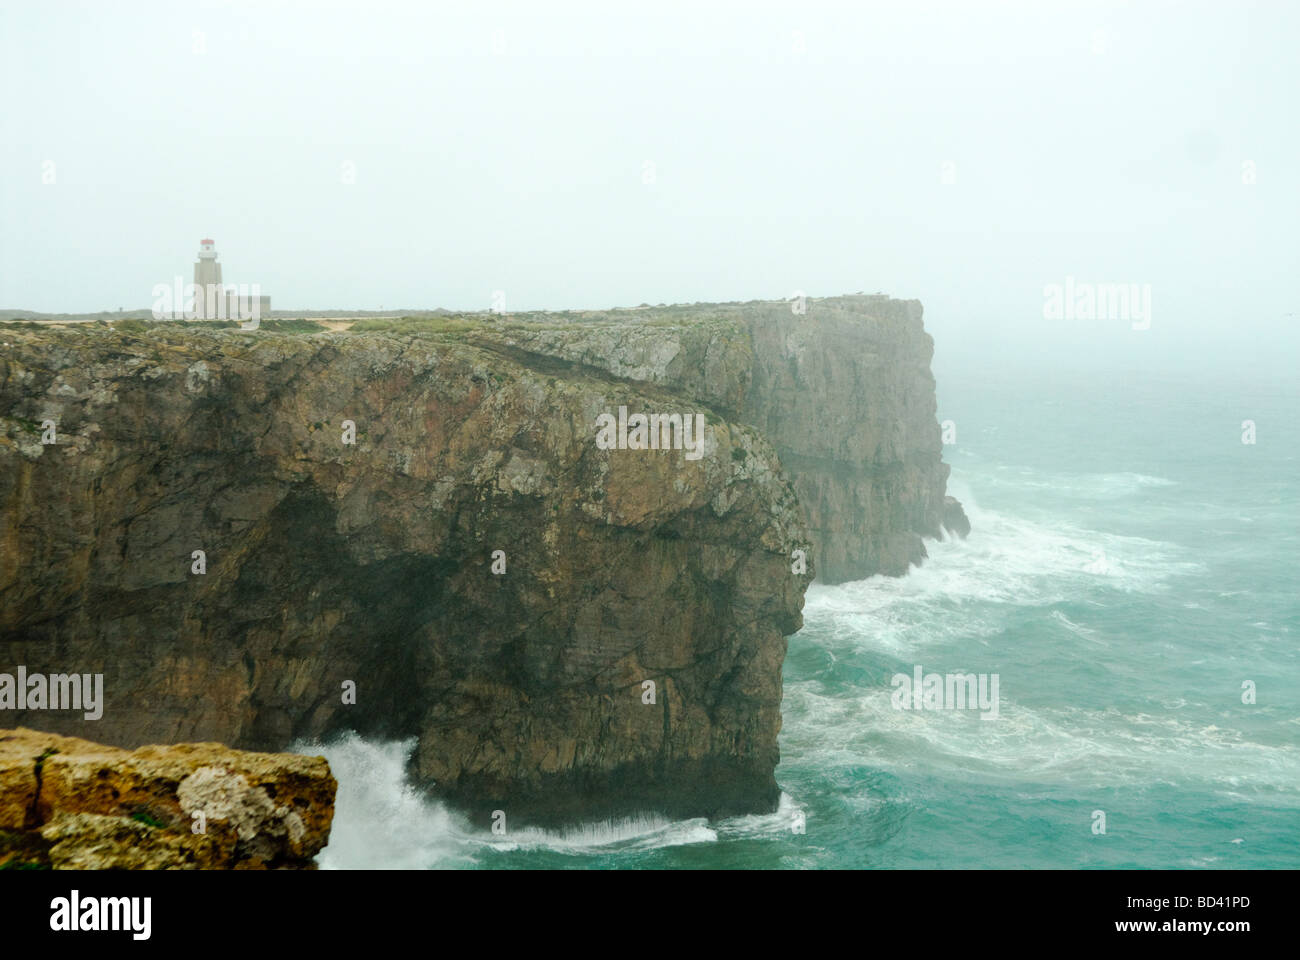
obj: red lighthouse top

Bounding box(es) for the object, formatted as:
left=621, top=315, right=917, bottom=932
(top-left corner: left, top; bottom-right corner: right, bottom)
left=200, top=238, right=214, bottom=245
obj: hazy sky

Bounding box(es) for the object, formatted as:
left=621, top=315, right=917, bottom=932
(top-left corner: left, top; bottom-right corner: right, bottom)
left=3, top=0, right=1297, bottom=374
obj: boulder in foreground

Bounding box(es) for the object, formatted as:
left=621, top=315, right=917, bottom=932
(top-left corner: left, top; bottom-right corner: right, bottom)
left=0, top=727, right=335, bottom=869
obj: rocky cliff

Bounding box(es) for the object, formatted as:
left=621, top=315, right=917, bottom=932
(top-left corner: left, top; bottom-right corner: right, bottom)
left=455, top=294, right=967, bottom=581
left=0, top=727, right=335, bottom=868
left=0, top=294, right=961, bottom=827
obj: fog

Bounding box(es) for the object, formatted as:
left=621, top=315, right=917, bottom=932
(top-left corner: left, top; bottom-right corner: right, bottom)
left=3, top=0, right=1296, bottom=375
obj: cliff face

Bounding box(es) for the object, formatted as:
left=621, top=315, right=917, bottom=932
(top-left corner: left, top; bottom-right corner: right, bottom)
left=0, top=727, right=335, bottom=869
left=0, top=294, right=960, bottom=826
left=0, top=321, right=808, bottom=825
left=743, top=297, right=962, bottom=580
left=457, top=295, right=964, bottom=583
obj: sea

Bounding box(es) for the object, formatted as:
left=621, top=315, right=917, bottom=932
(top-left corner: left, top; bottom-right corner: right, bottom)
left=296, top=368, right=1298, bottom=869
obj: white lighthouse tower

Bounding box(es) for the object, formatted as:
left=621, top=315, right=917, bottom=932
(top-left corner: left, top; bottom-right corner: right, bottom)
left=193, top=238, right=224, bottom=318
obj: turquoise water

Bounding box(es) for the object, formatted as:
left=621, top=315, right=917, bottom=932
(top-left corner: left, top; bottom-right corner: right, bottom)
left=308, top=369, right=1299, bottom=869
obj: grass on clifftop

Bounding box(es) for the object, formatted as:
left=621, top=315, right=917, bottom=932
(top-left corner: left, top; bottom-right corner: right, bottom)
left=5, top=306, right=749, bottom=341
left=106, top=317, right=328, bottom=335
left=257, top=318, right=331, bottom=334
left=350, top=315, right=486, bottom=335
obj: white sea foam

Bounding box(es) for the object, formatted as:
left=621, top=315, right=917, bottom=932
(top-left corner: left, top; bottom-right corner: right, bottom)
left=782, top=668, right=1300, bottom=802
left=804, top=485, right=1198, bottom=659
left=471, top=815, right=717, bottom=853
left=293, top=733, right=477, bottom=870
left=970, top=466, right=1177, bottom=500
left=713, top=792, right=808, bottom=839
left=1049, top=610, right=1108, bottom=646
left=294, top=732, right=721, bottom=868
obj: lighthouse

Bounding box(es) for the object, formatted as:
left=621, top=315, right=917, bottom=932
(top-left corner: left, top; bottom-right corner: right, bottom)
left=188, top=239, right=270, bottom=321
left=192, top=238, right=224, bottom=318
